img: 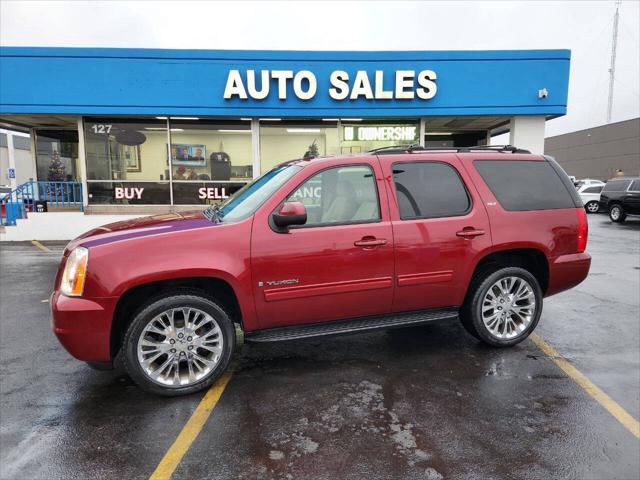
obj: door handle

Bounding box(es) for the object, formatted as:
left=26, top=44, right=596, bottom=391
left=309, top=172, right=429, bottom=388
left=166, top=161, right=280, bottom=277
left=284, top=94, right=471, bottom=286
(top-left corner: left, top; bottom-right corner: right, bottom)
left=456, top=227, right=485, bottom=238
left=354, top=236, right=387, bottom=247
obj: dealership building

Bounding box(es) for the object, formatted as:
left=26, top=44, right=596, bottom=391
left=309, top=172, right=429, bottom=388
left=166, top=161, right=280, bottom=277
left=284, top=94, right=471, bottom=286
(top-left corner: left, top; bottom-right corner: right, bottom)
left=0, top=47, right=570, bottom=215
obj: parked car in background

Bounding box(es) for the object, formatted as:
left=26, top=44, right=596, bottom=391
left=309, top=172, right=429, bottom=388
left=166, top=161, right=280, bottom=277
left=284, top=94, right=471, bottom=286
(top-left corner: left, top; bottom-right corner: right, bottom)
left=578, top=184, right=604, bottom=213
left=599, top=177, right=640, bottom=223
left=50, top=146, right=591, bottom=396
left=574, top=178, right=605, bottom=190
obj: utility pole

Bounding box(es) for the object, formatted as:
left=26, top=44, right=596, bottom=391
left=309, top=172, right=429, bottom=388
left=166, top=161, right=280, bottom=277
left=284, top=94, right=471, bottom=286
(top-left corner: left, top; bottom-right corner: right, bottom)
left=606, top=0, right=621, bottom=124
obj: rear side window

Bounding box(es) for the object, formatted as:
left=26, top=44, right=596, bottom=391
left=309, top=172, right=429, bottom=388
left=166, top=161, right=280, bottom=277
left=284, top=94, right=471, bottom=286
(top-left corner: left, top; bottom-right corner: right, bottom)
left=474, top=160, right=575, bottom=211
left=628, top=180, right=640, bottom=192
left=583, top=186, right=603, bottom=194
left=393, top=162, right=470, bottom=219
left=603, top=179, right=631, bottom=192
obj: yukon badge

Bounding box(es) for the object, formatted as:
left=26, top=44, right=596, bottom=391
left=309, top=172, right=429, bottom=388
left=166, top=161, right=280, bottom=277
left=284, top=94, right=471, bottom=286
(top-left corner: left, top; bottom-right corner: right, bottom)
left=258, top=279, right=300, bottom=287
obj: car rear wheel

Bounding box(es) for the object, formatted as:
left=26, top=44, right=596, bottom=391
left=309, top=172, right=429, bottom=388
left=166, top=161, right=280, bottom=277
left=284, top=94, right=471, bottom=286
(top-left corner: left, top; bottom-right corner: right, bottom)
left=460, top=267, right=542, bottom=347
left=609, top=204, right=626, bottom=223
left=585, top=201, right=599, bottom=213
left=123, top=291, right=235, bottom=396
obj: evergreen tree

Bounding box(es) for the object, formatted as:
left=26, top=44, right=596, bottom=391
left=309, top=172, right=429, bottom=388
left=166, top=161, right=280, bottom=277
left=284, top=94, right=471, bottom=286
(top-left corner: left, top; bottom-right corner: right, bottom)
left=303, top=139, right=320, bottom=160
left=47, top=150, right=66, bottom=181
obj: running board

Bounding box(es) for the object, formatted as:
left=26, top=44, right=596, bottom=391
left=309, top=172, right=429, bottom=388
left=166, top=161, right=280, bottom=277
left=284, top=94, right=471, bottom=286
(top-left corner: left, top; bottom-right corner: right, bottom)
left=244, top=307, right=459, bottom=343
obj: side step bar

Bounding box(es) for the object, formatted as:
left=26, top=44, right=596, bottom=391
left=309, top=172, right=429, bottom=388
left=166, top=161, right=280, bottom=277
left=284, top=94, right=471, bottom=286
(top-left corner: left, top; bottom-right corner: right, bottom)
left=244, top=307, right=459, bottom=343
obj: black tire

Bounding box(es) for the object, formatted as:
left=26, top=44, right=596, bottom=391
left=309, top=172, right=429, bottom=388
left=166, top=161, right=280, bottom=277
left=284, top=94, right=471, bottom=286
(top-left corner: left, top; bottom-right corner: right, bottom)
left=123, top=290, right=235, bottom=397
left=609, top=204, right=626, bottom=223
left=585, top=201, right=599, bottom=214
left=460, top=267, right=543, bottom=347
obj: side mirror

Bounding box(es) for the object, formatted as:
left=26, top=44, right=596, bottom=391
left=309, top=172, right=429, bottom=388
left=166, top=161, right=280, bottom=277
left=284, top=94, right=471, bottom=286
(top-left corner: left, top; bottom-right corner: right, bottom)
left=272, top=201, right=307, bottom=231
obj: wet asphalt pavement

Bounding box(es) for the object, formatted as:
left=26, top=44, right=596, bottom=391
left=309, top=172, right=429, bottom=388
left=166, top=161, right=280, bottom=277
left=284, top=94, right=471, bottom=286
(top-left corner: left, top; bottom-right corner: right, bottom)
left=0, top=215, right=638, bottom=480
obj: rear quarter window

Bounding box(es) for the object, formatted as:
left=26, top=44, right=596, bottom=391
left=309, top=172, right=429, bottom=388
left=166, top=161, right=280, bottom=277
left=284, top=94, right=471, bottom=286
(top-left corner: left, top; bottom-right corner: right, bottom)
left=474, top=160, right=576, bottom=211
left=603, top=180, right=631, bottom=192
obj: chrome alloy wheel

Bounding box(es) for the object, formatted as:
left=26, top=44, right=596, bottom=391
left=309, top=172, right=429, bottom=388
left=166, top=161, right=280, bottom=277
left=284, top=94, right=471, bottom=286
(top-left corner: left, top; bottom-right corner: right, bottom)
left=136, top=307, right=223, bottom=387
left=610, top=205, right=622, bottom=220
left=586, top=202, right=599, bottom=213
left=481, top=276, right=536, bottom=339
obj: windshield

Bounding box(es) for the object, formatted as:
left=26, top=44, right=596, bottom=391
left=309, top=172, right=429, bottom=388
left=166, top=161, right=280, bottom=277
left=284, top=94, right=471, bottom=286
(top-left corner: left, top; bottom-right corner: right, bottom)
left=204, top=164, right=302, bottom=223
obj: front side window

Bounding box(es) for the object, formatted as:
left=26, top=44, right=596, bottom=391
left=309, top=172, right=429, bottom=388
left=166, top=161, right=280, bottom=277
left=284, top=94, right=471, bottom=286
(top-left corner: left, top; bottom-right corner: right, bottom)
left=286, top=165, right=380, bottom=226
left=393, top=162, right=470, bottom=219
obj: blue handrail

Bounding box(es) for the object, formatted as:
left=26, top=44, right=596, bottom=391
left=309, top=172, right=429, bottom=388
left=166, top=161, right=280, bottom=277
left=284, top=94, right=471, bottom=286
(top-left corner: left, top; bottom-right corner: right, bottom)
left=0, top=180, right=83, bottom=226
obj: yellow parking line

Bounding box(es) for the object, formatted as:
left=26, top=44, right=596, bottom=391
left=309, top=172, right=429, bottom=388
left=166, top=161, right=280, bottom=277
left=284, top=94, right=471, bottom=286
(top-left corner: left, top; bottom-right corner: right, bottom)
left=149, top=369, right=234, bottom=480
left=31, top=240, right=51, bottom=253
left=530, top=333, right=640, bottom=439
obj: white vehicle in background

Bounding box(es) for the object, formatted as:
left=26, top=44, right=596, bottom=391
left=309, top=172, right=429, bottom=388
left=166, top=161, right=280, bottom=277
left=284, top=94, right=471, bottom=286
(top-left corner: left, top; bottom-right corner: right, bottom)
left=575, top=178, right=605, bottom=189
left=578, top=183, right=604, bottom=213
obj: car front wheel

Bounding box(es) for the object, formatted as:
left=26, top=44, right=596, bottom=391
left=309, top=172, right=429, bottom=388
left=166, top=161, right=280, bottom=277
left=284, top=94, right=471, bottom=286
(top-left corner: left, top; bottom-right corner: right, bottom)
left=585, top=201, right=599, bottom=213
left=123, top=291, right=235, bottom=396
left=460, top=267, right=542, bottom=347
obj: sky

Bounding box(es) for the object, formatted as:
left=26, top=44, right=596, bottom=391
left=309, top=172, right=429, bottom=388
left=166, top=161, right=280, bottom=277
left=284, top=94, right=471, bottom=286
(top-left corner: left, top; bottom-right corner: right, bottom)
left=1, top=0, right=639, bottom=138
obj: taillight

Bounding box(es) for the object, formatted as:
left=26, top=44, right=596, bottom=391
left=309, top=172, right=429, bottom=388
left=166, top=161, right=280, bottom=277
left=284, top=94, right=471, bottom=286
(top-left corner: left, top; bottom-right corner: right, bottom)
left=577, top=208, right=588, bottom=253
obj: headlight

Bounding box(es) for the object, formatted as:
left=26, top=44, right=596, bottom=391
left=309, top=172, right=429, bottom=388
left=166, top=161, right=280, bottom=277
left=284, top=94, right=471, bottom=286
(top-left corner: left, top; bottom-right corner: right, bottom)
left=60, top=247, right=89, bottom=296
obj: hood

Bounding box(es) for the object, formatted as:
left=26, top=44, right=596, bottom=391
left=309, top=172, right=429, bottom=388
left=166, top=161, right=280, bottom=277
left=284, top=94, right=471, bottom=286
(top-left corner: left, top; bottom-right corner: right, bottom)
left=64, top=211, right=214, bottom=255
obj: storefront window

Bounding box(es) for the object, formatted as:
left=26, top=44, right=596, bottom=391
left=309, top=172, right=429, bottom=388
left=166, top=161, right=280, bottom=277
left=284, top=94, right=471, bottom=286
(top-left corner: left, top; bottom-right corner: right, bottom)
left=424, top=131, right=488, bottom=148
left=340, top=120, right=419, bottom=153
left=81, top=117, right=423, bottom=206
left=35, top=130, right=79, bottom=182
left=84, top=118, right=169, bottom=182
left=259, top=121, right=340, bottom=174
left=172, top=182, right=246, bottom=206
left=169, top=120, right=252, bottom=204
left=84, top=117, right=253, bottom=205
left=86, top=182, right=171, bottom=205
left=84, top=118, right=171, bottom=205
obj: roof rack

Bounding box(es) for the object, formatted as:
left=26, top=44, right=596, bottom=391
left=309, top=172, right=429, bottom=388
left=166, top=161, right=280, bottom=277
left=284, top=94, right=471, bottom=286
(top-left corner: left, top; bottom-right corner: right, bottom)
left=368, top=144, right=424, bottom=154
left=459, top=145, right=532, bottom=154
left=370, top=144, right=531, bottom=155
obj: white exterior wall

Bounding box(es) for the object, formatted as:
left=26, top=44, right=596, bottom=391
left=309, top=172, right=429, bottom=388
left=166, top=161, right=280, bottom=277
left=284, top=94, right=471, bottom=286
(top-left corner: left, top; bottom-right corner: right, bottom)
left=508, top=116, right=546, bottom=154
left=0, top=212, right=142, bottom=241
left=0, top=146, right=35, bottom=187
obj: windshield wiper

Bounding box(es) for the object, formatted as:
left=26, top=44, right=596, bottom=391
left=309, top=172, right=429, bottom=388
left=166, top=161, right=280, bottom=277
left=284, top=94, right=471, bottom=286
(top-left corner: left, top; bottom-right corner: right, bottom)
left=203, top=204, right=223, bottom=223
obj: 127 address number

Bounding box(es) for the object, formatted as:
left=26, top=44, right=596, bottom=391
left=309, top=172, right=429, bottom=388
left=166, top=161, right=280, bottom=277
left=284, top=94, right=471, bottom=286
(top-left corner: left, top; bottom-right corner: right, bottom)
left=90, top=124, right=112, bottom=134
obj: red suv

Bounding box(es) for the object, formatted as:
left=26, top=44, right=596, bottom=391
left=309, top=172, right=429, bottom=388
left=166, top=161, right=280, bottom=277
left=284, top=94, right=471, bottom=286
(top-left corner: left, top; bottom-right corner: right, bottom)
left=51, top=146, right=591, bottom=396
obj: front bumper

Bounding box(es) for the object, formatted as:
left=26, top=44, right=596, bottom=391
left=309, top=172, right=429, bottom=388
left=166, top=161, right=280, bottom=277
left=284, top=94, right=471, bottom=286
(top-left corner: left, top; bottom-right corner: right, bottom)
left=50, top=291, right=118, bottom=362
left=546, top=252, right=592, bottom=297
